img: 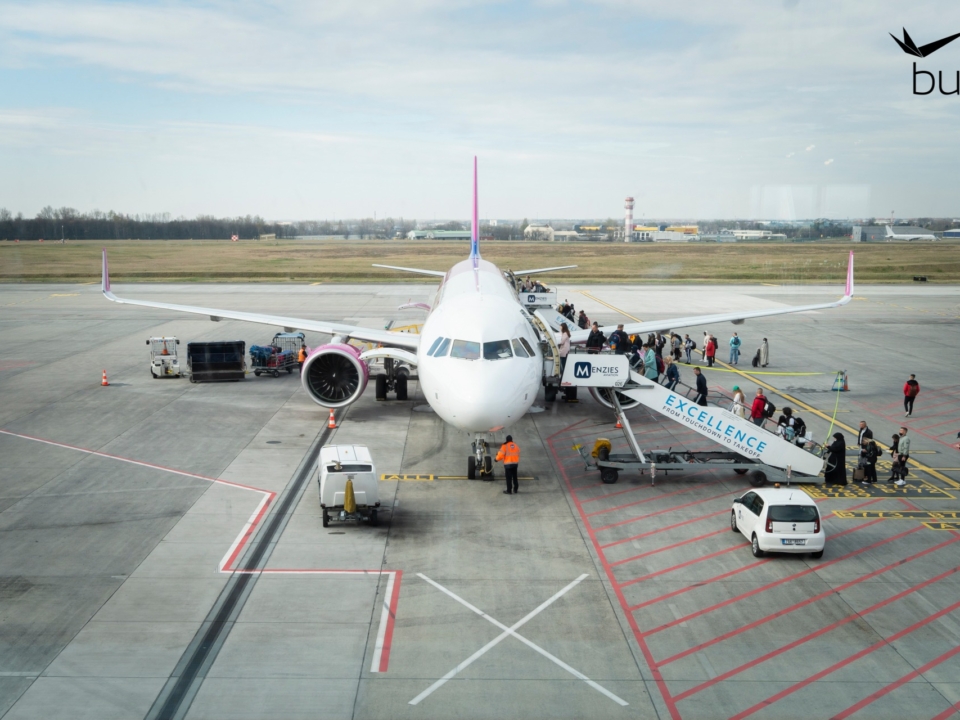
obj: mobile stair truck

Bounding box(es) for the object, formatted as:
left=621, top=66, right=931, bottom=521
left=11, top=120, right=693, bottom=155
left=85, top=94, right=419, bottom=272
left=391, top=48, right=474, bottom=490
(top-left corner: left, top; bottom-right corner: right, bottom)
left=318, top=445, right=382, bottom=527
left=560, top=352, right=826, bottom=487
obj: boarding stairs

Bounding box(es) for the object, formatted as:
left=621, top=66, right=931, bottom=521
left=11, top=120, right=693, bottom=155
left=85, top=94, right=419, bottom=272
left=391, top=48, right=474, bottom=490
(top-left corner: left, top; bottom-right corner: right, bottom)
left=561, top=353, right=825, bottom=479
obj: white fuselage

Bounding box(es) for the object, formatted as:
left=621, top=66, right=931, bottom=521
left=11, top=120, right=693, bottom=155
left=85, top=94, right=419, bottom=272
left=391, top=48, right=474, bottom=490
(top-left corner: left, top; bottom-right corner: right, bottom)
left=416, top=257, right=543, bottom=432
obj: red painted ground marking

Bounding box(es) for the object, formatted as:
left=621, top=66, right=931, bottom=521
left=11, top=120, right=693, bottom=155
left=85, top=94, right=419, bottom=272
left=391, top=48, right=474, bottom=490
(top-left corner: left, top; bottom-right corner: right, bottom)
left=611, top=528, right=727, bottom=568
left=626, top=502, right=882, bottom=613
left=586, top=485, right=704, bottom=517
left=378, top=570, right=404, bottom=673
left=915, top=416, right=960, bottom=432
left=645, top=520, right=907, bottom=636
left=594, top=491, right=736, bottom=537
left=728, top=586, right=960, bottom=720
left=619, top=540, right=747, bottom=588
left=831, top=641, right=960, bottom=719
left=663, top=527, right=960, bottom=667
left=931, top=701, right=960, bottom=720
left=852, top=398, right=960, bottom=451
left=0, top=428, right=403, bottom=673
left=599, top=507, right=730, bottom=548
left=544, top=419, right=588, bottom=442
left=580, top=483, right=659, bottom=503
left=548, top=434, right=683, bottom=720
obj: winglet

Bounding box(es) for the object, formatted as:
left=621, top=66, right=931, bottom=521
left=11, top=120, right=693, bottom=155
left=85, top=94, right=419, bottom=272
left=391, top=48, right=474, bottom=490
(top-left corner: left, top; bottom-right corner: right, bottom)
left=469, top=156, right=480, bottom=259
left=101, top=248, right=111, bottom=295
left=845, top=250, right=854, bottom=298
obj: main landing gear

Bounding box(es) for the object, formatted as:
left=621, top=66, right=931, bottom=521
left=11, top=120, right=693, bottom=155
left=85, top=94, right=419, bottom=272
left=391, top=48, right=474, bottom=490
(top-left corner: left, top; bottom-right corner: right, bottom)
left=468, top=437, right=494, bottom=480
left=374, top=357, right=409, bottom=401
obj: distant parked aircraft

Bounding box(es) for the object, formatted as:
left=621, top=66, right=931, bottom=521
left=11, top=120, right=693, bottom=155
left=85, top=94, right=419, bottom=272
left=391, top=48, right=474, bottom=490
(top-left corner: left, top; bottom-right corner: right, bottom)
left=885, top=226, right=937, bottom=241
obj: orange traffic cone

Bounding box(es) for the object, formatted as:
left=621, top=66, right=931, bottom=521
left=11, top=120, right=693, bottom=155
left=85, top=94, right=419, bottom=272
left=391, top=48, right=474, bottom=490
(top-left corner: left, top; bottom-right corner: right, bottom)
left=101, top=370, right=109, bottom=386
left=615, top=416, right=622, bottom=429
left=843, top=372, right=850, bottom=391
left=327, top=408, right=337, bottom=429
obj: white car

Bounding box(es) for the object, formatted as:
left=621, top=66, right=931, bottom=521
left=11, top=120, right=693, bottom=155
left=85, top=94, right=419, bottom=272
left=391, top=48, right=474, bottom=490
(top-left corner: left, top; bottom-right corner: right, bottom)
left=731, top=487, right=825, bottom=558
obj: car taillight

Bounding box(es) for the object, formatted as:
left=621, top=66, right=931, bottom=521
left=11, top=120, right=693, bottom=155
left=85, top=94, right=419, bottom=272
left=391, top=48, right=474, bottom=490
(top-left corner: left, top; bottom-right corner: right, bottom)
left=766, top=517, right=773, bottom=533
left=814, top=515, right=820, bottom=533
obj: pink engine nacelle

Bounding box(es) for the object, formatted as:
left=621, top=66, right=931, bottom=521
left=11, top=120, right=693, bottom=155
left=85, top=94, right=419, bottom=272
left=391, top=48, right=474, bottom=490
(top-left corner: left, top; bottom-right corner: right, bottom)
left=300, top=343, right=369, bottom=408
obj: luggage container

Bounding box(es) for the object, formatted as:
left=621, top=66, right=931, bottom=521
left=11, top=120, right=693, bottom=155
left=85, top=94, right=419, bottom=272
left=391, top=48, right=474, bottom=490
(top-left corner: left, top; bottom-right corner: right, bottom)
left=186, top=341, right=246, bottom=382
left=317, top=445, right=381, bottom=527
left=251, top=331, right=305, bottom=377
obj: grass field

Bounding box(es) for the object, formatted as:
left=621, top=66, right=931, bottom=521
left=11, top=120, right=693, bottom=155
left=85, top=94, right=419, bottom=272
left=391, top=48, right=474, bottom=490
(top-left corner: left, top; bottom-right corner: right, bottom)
left=2, top=239, right=959, bottom=284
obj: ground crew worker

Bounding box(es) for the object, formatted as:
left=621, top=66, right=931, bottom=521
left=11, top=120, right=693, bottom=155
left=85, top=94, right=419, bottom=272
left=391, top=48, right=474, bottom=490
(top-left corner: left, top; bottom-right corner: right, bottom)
left=495, top=435, right=520, bottom=494
left=298, top=344, right=308, bottom=374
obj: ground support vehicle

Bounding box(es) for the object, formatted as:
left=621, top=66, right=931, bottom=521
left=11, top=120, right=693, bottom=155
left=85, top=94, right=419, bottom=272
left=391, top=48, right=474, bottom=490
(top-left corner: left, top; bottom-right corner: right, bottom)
left=563, top=352, right=826, bottom=487
left=146, top=336, right=181, bottom=378
left=731, top=486, right=825, bottom=558
left=318, top=445, right=382, bottom=527
left=251, top=332, right=304, bottom=377
left=186, top=341, right=246, bottom=382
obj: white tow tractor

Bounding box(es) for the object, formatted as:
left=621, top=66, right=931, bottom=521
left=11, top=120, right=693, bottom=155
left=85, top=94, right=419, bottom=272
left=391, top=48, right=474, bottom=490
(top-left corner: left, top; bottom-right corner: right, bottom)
left=146, top=337, right=181, bottom=378
left=318, top=445, right=382, bottom=527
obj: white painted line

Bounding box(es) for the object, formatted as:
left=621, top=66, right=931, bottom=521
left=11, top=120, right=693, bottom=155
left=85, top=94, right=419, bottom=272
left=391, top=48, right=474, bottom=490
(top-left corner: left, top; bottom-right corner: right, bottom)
left=410, top=573, right=626, bottom=707
left=218, top=492, right=271, bottom=572
left=370, top=571, right=397, bottom=673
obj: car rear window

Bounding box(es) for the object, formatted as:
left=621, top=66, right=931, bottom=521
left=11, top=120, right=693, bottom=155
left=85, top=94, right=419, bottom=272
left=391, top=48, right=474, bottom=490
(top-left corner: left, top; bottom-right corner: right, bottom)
left=769, top=505, right=819, bottom=522
left=326, top=464, right=372, bottom=473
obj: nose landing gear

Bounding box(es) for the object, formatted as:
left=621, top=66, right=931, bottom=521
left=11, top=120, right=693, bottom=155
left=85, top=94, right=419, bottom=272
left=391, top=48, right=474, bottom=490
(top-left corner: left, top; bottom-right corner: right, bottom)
left=468, top=438, right=494, bottom=480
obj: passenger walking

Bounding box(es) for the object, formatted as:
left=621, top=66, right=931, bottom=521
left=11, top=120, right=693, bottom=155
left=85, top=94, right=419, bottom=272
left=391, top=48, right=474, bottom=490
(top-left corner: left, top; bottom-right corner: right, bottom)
left=663, top=356, right=680, bottom=390
left=729, top=332, right=742, bottom=365
left=610, top=324, right=629, bottom=355
left=857, top=420, right=873, bottom=446
left=903, top=374, right=920, bottom=417
left=894, top=427, right=911, bottom=487
left=750, top=388, right=767, bottom=427
left=732, top=385, right=746, bottom=418
left=558, top=323, right=571, bottom=375
left=705, top=335, right=717, bottom=367
left=655, top=333, right=666, bottom=359
left=860, top=439, right=879, bottom=485
left=888, top=432, right=901, bottom=483
left=495, top=434, right=520, bottom=494
left=643, top=343, right=658, bottom=381
left=298, top=344, right=308, bottom=374
left=577, top=310, right=589, bottom=330
left=825, top=432, right=848, bottom=485
left=759, top=338, right=769, bottom=367
left=586, top=322, right=606, bottom=354
left=693, top=367, right=708, bottom=406
left=683, top=334, right=694, bottom=364
left=672, top=333, right=682, bottom=361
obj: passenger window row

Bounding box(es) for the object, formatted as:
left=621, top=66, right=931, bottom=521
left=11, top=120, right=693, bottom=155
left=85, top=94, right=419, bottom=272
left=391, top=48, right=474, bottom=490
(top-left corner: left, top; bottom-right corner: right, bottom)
left=426, top=336, right=535, bottom=360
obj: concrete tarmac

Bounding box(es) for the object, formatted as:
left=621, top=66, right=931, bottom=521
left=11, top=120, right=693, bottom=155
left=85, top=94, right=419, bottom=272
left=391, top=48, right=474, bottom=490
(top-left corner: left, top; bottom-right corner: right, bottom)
left=1, top=281, right=959, bottom=720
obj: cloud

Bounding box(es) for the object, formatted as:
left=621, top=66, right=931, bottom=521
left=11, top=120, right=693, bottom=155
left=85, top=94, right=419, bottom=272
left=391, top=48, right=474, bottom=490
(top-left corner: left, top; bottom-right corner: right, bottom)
left=805, top=145, right=816, bottom=152
left=824, top=158, right=834, bottom=165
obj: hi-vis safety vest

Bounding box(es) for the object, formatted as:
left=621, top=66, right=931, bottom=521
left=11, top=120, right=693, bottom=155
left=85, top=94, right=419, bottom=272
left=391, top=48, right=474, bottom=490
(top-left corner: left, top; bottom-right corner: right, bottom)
left=496, top=442, right=520, bottom=465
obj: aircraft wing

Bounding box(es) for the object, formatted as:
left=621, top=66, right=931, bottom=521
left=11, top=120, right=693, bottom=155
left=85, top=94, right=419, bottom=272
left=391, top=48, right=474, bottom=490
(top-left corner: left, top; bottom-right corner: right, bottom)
left=570, top=251, right=854, bottom=344
left=372, top=264, right=446, bottom=278
left=512, top=265, right=577, bottom=275
left=101, top=250, right=420, bottom=350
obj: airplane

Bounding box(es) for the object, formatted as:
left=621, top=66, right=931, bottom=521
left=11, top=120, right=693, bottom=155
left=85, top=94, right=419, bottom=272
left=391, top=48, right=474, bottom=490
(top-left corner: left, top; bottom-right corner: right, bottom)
left=101, top=157, right=854, bottom=479
left=885, top=225, right=937, bottom=241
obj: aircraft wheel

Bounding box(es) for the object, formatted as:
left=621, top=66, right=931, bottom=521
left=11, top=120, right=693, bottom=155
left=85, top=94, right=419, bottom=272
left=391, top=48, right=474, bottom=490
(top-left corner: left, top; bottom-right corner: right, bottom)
left=375, top=374, right=387, bottom=400
left=396, top=376, right=408, bottom=400
left=468, top=455, right=477, bottom=480
left=484, top=455, right=493, bottom=474
left=544, top=385, right=558, bottom=402
left=749, top=471, right=768, bottom=487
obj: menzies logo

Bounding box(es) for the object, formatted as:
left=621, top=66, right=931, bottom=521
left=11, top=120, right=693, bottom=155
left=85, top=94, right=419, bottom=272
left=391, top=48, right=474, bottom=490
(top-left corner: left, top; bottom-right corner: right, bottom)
left=573, top=362, right=592, bottom=379
left=891, top=28, right=960, bottom=95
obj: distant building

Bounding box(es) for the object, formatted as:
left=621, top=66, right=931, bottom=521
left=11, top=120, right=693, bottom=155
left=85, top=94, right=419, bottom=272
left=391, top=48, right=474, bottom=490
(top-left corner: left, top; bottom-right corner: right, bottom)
left=944, top=228, right=960, bottom=239
left=523, top=224, right=555, bottom=241
left=406, top=230, right=472, bottom=239
left=552, top=230, right=579, bottom=241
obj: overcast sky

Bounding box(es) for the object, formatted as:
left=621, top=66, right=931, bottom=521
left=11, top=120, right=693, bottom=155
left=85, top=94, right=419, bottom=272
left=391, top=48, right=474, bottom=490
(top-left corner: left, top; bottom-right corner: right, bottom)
left=1, top=1, right=959, bottom=221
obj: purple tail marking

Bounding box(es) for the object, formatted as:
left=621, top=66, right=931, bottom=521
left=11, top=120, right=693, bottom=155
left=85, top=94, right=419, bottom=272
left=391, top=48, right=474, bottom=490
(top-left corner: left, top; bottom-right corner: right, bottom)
left=470, top=156, right=480, bottom=259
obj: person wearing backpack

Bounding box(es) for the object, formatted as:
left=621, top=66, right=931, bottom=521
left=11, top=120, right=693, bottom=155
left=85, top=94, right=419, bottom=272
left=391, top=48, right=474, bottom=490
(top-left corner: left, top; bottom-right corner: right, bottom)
left=792, top=414, right=807, bottom=446
left=684, top=334, right=695, bottom=364
left=750, top=388, right=767, bottom=427
left=655, top=353, right=665, bottom=377
left=729, top=332, right=742, bottom=365
left=704, top=335, right=717, bottom=367
left=903, top=374, right=920, bottom=417
left=860, top=439, right=879, bottom=485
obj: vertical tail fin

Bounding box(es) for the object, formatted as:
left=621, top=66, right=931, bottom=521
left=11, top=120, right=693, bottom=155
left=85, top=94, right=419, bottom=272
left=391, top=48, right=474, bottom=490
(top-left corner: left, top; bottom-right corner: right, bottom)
left=845, top=250, right=854, bottom=297
left=470, top=156, right=480, bottom=259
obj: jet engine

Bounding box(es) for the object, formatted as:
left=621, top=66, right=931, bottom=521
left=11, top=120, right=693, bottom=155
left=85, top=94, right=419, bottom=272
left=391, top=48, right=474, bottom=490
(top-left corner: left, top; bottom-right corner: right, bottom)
left=589, top=386, right=641, bottom=411
left=301, top=344, right=369, bottom=408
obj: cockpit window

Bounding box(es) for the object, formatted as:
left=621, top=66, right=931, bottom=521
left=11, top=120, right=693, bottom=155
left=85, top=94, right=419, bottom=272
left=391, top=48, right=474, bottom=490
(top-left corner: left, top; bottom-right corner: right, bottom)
left=429, top=337, right=451, bottom=357
left=483, top=340, right=513, bottom=360
left=518, top=337, right=536, bottom=356
left=450, top=339, right=480, bottom=360
left=426, top=337, right=444, bottom=356
left=511, top=338, right=530, bottom=358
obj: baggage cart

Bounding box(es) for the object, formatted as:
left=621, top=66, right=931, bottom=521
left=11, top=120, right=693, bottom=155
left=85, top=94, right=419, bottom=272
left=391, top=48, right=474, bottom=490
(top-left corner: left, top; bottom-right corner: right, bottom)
left=251, top=332, right=305, bottom=377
